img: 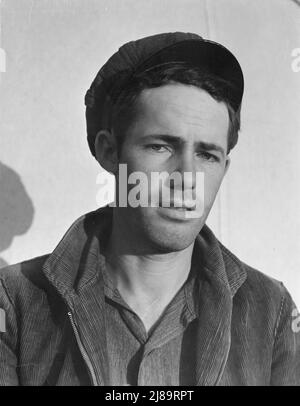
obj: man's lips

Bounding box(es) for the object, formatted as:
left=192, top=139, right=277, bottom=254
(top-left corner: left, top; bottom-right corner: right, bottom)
left=158, top=201, right=196, bottom=210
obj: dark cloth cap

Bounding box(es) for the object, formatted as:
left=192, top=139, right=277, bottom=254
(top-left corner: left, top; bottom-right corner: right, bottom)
left=85, top=32, right=244, bottom=157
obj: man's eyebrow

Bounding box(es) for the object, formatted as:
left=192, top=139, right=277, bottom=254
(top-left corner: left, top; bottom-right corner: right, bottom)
left=196, top=141, right=226, bottom=157
left=142, top=134, right=226, bottom=157
left=141, top=134, right=182, bottom=144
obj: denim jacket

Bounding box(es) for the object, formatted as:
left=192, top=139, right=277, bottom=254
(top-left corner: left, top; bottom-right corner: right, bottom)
left=0, top=207, right=299, bottom=386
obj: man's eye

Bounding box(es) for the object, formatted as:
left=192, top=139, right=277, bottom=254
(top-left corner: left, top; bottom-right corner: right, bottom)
left=197, top=151, right=219, bottom=162
left=147, top=144, right=171, bottom=153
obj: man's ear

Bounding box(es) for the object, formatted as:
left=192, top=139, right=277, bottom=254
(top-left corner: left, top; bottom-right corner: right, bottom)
left=223, top=156, right=231, bottom=177
left=94, top=129, right=118, bottom=174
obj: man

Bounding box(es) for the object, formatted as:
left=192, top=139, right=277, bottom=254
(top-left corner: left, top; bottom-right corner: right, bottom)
left=0, top=32, right=299, bottom=386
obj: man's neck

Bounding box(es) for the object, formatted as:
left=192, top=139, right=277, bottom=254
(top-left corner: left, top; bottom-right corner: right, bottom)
left=104, top=217, right=195, bottom=332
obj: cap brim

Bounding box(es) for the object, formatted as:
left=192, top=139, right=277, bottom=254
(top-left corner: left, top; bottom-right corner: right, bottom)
left=134, top=38, right=244, bottom=112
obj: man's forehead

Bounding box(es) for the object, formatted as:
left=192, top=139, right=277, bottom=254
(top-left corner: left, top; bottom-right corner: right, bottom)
left=134, top=84, right=229, bottom=132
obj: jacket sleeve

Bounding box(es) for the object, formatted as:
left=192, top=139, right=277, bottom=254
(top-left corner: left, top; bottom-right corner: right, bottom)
left=0, top=278, right=19, bottom=385
left=271, top=283, right=300, bottom=386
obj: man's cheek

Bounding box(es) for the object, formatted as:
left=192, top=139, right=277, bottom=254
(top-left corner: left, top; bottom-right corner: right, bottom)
left=206, top=171, right=224, bottom=193
left=184, top=172, right=205, bottom=219
left=203, top=178, right=221, bottom=207
left=148, top=176, right=161, bottom=207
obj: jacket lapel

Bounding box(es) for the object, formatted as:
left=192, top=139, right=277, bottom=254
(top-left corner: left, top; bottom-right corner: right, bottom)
left=68, top=267, right=108, bottom=385
left=42, top=208, right=112, bottom=385
left=193, top=226, right=247, bottom=385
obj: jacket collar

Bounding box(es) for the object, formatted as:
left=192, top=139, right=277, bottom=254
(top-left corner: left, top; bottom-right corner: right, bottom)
left=42, top=206, right=247, bottom=385
left=43, top=207, right=112, bottom=300
left=43, top=206, right=246, bottom=299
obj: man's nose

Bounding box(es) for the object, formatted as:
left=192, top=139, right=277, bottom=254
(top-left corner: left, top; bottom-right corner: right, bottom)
left=171, top=150, right=197, bottom=190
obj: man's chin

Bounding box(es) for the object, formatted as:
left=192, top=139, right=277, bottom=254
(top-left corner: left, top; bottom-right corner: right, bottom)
left=116, top=205, right=206, bottom=254
left=150, top=238, right=196, bottom=253
left=140, top=212, right=205, bottom=253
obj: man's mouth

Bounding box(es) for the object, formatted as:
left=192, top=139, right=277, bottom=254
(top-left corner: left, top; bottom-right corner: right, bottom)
left=159, top=201, right=196, bottom=211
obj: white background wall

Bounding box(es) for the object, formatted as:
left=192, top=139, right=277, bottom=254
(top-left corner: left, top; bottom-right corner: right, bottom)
left=0, top=0, right=299, bottom=307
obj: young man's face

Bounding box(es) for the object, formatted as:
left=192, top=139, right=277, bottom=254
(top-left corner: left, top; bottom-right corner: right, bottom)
left=114, top=83, right=230, bottom=253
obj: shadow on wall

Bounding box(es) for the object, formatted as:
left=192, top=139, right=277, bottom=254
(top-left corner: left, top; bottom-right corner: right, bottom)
left=0, top=162, right=35, bottom=268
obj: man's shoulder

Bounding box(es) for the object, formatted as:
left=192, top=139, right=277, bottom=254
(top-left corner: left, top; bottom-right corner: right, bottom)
left=0, top=254, right=51, bottom=305
left=0, top=207, right=106, bottom=295
left=242, top=261, right=289, bottom=306
left=0, top=207, right=110, bottom=304
left=0, top=254, right=50, bottom=280
left=219, top=242, right=294, bottom=312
